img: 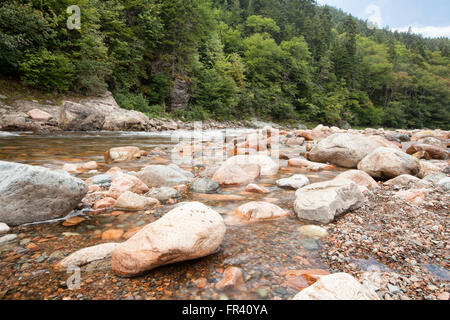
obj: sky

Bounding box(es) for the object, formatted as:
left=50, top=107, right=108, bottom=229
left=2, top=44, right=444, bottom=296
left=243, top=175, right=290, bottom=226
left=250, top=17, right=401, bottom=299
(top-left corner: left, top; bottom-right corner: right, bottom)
left=316, top=0, right=450, bottom=38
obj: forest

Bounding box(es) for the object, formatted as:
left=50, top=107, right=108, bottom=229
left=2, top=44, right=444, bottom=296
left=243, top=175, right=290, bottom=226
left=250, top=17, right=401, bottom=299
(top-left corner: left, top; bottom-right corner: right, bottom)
left=0, top=0, right=449, bottom=129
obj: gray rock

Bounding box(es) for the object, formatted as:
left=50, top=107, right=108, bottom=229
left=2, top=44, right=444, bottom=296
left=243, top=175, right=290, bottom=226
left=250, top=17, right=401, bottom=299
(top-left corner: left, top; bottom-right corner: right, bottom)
left=192, top=178, right=220, bottom=194
left=59, top=101, right=105, bottom=131
left=294, top=178, right=365, bottom=224
left=437, top=177, right=450, bottom=191
left=0, top=161, right=87, bottom=225
left=169, top=78, right=190, bottom=111
left=146, top=187, right=180, bottom=202
left=135, top=165, right=192, bottom=188
left=92, top=174, right=113, bottom=186
left=276, top=174, right=310, bottom=190
left=300, top=239, right=321, bottom=251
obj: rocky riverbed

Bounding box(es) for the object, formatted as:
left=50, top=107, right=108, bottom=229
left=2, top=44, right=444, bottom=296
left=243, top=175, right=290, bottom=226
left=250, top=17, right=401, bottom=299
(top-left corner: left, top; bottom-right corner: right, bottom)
left=0, top=125, right=448, bottom=300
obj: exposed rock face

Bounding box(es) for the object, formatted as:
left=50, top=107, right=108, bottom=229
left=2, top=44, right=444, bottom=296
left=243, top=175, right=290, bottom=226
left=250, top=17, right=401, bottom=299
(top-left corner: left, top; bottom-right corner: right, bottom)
left=0, top=161, right=87, bottom=226
left=104, top=146, right=145, bottom=163
left=335, top=170, right=379, bottom=191
left=59, top=101, right=105, bottom=131
left=276, top=174, right=310, bottom=190
left=236, top=202, right=289, bottom=222
left=114, top=192, right=159, bottom=211
left=294, top=179, right=365, bottom=224
left=55, top=243, right=119, bottom=271
left=111, top=202, right=226, bottom=277
left=169, top=78, right=190, bottom=111
left=292, top=273, right=380, bottom=300
left=135, top=165, right=192, bottom=188
left=358, top=148, right=420, bottom=179
left=307, top=134, right=384, bottom=168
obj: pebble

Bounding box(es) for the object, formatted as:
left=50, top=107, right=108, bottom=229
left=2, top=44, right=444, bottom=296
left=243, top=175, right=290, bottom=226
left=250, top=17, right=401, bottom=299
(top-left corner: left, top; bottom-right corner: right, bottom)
left=0, top=234, right=17, bottom=245
left=0, top=222, right=10, bottom=235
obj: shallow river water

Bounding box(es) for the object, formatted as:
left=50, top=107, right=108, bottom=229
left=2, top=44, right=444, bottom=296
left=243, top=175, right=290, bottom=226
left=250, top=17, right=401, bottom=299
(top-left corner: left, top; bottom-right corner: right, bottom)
left=0, top=130, right=346, bottom=300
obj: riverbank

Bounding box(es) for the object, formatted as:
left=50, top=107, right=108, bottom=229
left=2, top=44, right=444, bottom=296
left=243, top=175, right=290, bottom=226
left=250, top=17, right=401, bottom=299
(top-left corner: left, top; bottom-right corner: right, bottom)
left=0, top=126, right=448, bottom=300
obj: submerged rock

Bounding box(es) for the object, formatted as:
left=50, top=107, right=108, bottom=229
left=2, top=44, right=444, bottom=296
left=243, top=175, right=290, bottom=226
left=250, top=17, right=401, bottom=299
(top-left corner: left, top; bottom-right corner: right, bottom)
left=245, top=184, right=270, bottom=194
left=292, top=273, right=379, bottom=300
left=55, top=243, right=119, bottom=271
left=0, top=161, right=87, bottom=226
left=215, top=267, right=245, bottom=291
left=298, top=225, right=329, bottom=239
left=358, top=148, right=420, bottom=179
left=114, top=191, right=159, bottom=211
left=135, top=165, right=192, bottom=188
left=236, top=202, right=289, bottom=222
left=307, top=133, right=384, bottom=168
left=111, top=202, right=226, bottom=277
left=192, top=178, right=220, bottom=194
left=276, top=174, right=310, bottom=190
left=294, top=179, right=364, bottom=224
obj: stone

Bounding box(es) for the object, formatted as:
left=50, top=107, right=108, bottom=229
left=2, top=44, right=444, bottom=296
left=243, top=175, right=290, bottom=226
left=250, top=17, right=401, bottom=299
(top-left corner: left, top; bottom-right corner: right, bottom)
left=55, top=243, right=118, bottom=271
left=406, top=144, right=448, bottom=160
left=112, top=202, right=226, bottom=277
left=307, top=134, right=384, bottom=168
left=0, top=161, right=87, bottom=226
left=395, top=188, right=429, bottom=204
left=104, top=146, right=145, bottom=163
left=27, top=109, right=52, bottom=122
left=192, top=178, right=220, bottom=194
left=418, top=161, right=443, bottom=178
left=298, top=225, right=329, bottom=239
left=135, top=165, right=192, bottom=188
left=223, top=155, right=279, bottom=176
left=146, top=187, right=180, bottom=203
left=102, top=229, right=124, bottom=241
left=212, top=162, right=260, bottom=186
left=236, top=202, right=289, bottom=222
left=301, top=238, right=321, bottom=250
left=91, top=174, right=112, bottom=186
left=168, top=164, right=194, bottom=178
left=169, top=78, right=190, bottom=111
left=245, top=184, right=270, bottom=194
left=62, top=216, right=85, bottom=227
left=357, top=148, right=420, bottom=179
left=0, top=234, right=17, bottom=245
left=385, top=175, right=421, bottom=186
left=0, top=222, right=10, bottom=235
left=335, top=170, right=379, bottom=191
left=215, top=267, right=245, bottom=291
left=276, top=174, right=310, bottom=190
left=294, top=179, right=365, bottom=224
left=416, top=137, right=447, bottom=149
left=292, top=273, right=380, bottom=300
left=108, top=174, right=149, bottom=199
left=194, top=193, right=246, bottom=202
left=114, top=191, right=159, bottom=211
left=288, top=158, right=336, bottom=171
left=93, top=197, right=116, bottom=210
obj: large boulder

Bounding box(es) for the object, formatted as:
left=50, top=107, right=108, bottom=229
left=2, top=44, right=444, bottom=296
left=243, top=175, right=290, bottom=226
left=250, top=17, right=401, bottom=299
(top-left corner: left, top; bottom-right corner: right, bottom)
left=59, top=101, right=105, bottom=131
left=292, top=273, right=379, bottom=300
left=307, top=134, right=384, bottom=168
left=135, top=165, right=192, bottom=188
left=294, top=179, right=364, bottom=224
left=0, top=161, right=87, bottom=226
left=235, top=202, right=289, bottom=222
left=358, top=148, right=420, bottom=179
left=111, top=202, right=226, bottom=277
